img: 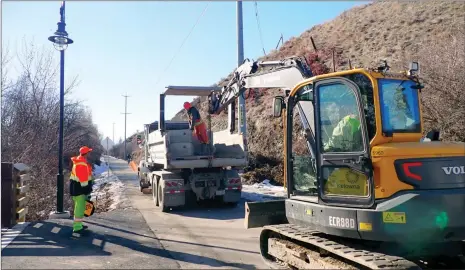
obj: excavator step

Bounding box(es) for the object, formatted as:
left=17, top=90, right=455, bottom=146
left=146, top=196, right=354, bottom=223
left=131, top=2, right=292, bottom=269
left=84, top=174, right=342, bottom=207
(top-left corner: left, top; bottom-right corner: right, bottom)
left=262, top=224, right=421, bottom=269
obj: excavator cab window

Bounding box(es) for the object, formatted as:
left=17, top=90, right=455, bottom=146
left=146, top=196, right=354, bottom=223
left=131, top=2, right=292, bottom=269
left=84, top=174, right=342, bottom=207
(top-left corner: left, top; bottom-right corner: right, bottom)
left=291, top=87, right=318, bottom=196
left=378, top=79, right=421, bottom=135
left=341, top=73, right=376, bottom=141
left=319, top=84, right=363, bottom=153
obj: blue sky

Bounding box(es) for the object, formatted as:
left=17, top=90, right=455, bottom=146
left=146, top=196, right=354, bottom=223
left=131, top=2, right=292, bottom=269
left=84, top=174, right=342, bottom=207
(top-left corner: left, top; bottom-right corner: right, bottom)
left=2, top=1, right=367, bottom=143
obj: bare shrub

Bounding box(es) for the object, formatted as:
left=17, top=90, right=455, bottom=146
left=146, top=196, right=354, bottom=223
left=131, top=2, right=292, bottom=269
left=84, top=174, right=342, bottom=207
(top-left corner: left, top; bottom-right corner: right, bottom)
left=1, top=39, right=104, bottom=221
left=413, top=26, right=465, bottom=141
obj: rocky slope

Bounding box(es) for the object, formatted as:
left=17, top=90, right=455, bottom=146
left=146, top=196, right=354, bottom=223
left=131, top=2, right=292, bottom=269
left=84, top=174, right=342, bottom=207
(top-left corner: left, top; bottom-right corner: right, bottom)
left=169, top=0, right=465, bottom=184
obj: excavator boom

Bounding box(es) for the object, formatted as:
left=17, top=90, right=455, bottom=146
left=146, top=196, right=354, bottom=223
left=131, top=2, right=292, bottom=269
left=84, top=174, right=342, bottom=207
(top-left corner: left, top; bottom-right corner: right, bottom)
left=208, top=56, right=313, bottom=115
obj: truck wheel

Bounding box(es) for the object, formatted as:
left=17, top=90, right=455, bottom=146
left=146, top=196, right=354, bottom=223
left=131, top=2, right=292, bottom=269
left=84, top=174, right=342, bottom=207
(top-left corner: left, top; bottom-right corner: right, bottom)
left=225, top=202, right=238, bottom=208
left=158, top=180, right=168, bottom=212
left=152, top=178, right=159, bottom=206
left=138, top=173, right=143, bottom=192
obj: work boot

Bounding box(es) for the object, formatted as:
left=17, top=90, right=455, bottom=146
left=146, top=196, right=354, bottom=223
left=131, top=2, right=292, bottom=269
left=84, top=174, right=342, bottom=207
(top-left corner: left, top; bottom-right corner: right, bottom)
left=72, top=228, right=90, bottom=237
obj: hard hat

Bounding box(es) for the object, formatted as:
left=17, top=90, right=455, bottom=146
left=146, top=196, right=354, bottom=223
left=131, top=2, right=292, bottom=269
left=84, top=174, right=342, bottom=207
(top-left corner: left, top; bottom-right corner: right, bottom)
left=183, top=102, right=191, bottom=110
left=79, top=146, right=93, bottom=155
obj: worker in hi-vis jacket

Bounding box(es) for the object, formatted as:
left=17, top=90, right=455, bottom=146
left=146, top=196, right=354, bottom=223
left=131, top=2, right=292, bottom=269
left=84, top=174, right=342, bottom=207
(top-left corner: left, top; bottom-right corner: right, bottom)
left=69, top=146, right=93, bottom=234
left=184, top=102, right=210, bottom=154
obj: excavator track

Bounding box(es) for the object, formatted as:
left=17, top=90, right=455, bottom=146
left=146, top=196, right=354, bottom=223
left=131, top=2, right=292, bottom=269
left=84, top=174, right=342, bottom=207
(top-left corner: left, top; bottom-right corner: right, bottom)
left=260, top=224, right=422, bottom=269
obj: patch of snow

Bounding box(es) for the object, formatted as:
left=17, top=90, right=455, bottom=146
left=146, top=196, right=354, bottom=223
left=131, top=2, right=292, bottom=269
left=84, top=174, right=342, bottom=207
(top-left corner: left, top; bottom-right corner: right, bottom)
left=92, top=157, right=109, bottom=176
left=90, top=156, right=126, bottom=211
left=241, top=179, right=286, bottom=202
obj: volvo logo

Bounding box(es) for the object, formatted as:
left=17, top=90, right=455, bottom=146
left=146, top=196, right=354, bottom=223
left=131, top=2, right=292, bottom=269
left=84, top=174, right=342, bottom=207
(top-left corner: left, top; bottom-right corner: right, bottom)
left=441, top=166, right=465, bottom=175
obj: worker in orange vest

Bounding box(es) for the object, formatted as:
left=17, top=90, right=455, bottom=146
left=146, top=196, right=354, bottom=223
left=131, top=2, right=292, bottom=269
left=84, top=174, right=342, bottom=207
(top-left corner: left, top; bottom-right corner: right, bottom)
left=184, top=102, right=210, bottom=154
left=69, top=146, right=93, bottom=234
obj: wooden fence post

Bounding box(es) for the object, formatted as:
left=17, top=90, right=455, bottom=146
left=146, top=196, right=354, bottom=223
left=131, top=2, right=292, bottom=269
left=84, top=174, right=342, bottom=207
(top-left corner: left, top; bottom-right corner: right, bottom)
left=0, top=162, right=30, bottom=228
left=1, top=163, right=15, bottom=228
left=13, top=163, right=30, bottom=223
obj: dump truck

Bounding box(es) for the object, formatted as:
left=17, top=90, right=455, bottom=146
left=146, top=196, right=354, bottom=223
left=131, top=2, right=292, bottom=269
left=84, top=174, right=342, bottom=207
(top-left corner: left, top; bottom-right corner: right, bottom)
left=137, top=86, right=247, bottom=212
left=206, top=56, right=465, bottom=269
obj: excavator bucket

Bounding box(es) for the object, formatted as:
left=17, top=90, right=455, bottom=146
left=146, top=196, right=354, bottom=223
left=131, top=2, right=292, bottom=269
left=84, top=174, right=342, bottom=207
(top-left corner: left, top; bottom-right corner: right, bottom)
left=244, top=200, right=288, bottom=229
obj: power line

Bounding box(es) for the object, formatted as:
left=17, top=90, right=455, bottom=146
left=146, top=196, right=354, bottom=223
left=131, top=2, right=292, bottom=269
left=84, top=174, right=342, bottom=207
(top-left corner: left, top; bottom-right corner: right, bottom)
left=254, top=2, right=266, bottom=56
left=154, top=2, right=210, bottom=87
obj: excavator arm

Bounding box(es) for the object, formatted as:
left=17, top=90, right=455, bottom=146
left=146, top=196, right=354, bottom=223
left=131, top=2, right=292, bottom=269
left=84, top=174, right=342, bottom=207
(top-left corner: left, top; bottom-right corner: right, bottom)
left=208, top=56, right=313, bottom=115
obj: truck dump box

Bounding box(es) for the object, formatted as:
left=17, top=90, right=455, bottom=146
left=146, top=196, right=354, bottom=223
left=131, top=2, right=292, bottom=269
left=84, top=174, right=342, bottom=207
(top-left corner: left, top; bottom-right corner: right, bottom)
left=146, top=121, right=247, bottom=169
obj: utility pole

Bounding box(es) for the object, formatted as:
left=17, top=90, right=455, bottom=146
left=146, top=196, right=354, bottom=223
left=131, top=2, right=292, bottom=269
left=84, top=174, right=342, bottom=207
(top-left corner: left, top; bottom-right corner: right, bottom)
left=121, top=94, right=131, bottom=159
left=237, top=0, right=246, bottom=136
left=106, top=137, right=109, bottom=155
left=112, top=122, right=115, bottom=155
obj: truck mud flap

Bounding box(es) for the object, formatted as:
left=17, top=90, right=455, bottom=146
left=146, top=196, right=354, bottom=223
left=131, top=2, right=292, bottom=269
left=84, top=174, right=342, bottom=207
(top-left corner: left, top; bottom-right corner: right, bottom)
left=244, top=200, right=288, bottom=229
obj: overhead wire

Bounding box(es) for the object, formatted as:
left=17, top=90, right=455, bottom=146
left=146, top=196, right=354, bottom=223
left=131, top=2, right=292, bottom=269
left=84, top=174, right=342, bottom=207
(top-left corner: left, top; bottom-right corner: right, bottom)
left=245, top=2, right=270, bottom=101
left=254, top=2, right=266, bottom=56
left=154, top=2, right=210, bottom=87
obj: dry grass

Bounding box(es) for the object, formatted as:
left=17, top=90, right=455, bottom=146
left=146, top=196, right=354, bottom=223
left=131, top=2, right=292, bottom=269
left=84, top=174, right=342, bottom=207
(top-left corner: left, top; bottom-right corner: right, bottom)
left=93, top=182, right=116, bottom=214
left=147, top=1, right=465, bottom=185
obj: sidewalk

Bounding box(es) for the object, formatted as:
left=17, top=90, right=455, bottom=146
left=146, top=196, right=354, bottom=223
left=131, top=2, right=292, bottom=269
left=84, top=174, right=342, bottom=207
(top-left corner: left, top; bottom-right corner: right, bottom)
left=1, top=169, right=180, bottom=269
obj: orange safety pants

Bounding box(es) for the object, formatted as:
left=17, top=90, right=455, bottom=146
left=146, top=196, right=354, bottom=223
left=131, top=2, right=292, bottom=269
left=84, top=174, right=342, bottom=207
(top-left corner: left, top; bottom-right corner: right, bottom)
left=193, top=121, right=209, bottom=144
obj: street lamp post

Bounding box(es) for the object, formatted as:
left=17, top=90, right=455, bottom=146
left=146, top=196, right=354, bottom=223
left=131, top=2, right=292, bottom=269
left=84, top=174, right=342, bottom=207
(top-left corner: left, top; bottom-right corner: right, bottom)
left=48, top=1, right=73, bottom=217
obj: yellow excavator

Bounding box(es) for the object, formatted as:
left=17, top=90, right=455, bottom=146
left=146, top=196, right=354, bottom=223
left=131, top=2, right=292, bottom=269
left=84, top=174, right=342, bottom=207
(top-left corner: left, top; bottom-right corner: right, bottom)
left=206, top=56, right=465, bottom=269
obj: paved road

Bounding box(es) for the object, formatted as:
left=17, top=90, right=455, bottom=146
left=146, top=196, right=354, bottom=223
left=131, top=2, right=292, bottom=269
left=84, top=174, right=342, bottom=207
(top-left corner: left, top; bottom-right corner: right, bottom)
left=1, top=196, right=180, bottom=269
left=1, top=157, right=267, bottom=269
left=108, top=156, right=267, bottom=269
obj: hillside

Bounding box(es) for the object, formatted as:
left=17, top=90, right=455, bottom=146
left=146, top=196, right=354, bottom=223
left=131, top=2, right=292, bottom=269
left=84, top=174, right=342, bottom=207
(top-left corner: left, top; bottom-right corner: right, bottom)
left=168, top=0, right=464, bottom=184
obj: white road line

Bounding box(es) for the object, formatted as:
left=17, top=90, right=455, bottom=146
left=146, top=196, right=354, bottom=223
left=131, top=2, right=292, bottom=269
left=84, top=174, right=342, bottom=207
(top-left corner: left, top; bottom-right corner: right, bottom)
left=1, top=222, right=30, bottom=250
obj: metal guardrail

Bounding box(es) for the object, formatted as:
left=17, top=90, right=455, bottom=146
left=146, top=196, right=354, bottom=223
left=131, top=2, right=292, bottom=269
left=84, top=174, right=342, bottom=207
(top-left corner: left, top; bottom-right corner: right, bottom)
left=1, top=162, right=30, bottom=228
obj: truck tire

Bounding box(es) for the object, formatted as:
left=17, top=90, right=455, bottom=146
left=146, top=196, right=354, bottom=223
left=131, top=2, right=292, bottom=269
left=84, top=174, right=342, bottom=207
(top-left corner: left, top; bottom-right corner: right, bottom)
left=158, top=179, right=168, bottom=212
left=138, top=172, right=143, bottom=192
left=225, top=201, right=239, bottom=208
left=152, top=177, right=159, bottom=206
left=139, top=172, right=150, bottom=192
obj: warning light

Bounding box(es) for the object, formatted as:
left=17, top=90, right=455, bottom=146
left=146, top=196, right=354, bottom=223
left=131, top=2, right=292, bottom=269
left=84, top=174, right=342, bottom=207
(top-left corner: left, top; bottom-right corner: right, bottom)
left=402, top=162, right=422, bottom=181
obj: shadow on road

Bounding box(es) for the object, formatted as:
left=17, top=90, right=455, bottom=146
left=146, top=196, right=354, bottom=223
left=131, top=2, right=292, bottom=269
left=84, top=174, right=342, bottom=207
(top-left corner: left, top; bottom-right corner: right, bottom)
left=83, top=219, right=259, bottom=255
left=169, top=200, right=247, bottom=220
left=2, top=219, right=257, bottom=269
